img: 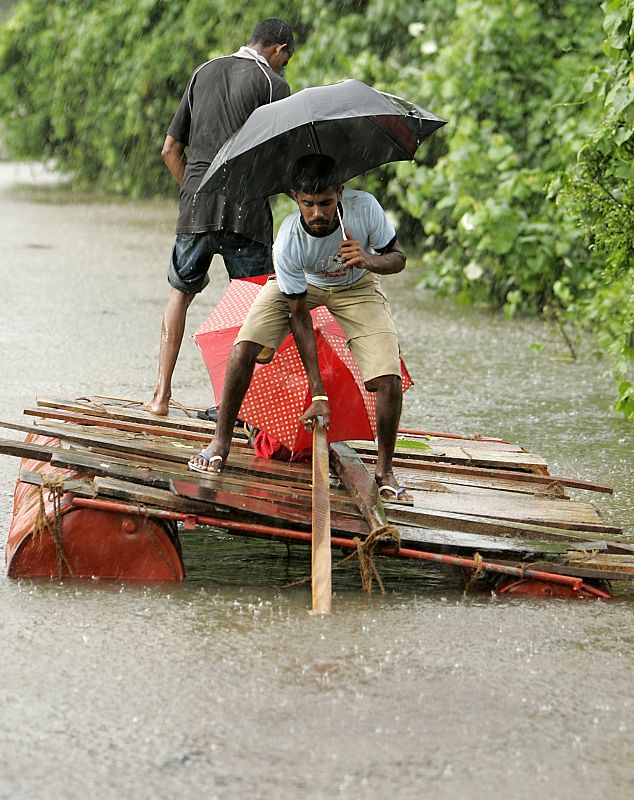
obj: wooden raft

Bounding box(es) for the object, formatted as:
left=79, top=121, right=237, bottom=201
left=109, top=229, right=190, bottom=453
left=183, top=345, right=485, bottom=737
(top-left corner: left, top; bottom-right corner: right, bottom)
left=1, top=394, right=633, bottom=593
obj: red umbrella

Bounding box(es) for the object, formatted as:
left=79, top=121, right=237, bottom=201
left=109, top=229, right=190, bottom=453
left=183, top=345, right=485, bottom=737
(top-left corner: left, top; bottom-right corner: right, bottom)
left=193, top=277, right=264, bottom=405
left=193, top=280, right=413, bottom=451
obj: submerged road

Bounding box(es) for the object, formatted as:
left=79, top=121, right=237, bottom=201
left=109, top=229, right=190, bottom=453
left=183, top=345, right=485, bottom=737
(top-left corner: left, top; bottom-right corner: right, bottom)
left=0, top=162, right=633, bottom=800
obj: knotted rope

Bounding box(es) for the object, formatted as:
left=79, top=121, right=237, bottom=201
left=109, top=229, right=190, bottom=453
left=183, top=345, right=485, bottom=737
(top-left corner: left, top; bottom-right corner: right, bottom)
left=464, top=551, right=485, bottom=591
left=351, top=524, right=401, bottom=594
left=33, top=474, right=73, bottom=579
left=284, top=524, right=401, bottom=595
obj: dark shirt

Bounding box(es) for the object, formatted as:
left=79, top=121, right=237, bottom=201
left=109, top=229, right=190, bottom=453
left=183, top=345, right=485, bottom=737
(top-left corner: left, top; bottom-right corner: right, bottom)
left=168, top=53, right=290, bottom=243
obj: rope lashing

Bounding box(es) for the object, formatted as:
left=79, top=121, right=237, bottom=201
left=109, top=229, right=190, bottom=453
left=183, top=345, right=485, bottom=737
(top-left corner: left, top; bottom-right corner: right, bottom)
left=33, top=473, right=73, bottom=579
left=282, top=525, right=400, bottom=595
left=464, top=551, right=485, bottom=591
left=353, top=524, right=401, bottom=594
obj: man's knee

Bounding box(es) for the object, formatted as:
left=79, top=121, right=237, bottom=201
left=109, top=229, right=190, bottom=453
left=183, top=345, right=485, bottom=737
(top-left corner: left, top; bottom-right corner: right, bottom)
left=168, top=287, right=196, bottom=308
left=365, top=373, right=402, bottom=394
left=231, top=339, right=265, bottom=366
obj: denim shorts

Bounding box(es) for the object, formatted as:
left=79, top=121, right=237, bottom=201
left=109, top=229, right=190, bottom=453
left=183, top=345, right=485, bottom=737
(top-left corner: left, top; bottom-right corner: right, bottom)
left=167, top=230, right=273, bottom=294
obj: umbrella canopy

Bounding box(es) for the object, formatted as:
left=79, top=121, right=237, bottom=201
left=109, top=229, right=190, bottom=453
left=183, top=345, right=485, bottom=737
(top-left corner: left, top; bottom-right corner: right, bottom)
left=197, top=79, right=446, bottom=201
left=193, top=280, right=413, bottom=451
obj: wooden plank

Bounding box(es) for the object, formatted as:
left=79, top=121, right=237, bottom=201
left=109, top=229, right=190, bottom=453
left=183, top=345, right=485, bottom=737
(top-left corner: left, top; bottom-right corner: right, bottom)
left=0, top=438, right=57, bottom=463
left=0, top=419, right=191, bottom=461
left=24, top=406, right=258, bottom=452
left=25, top=407, right=216, bottom=443
left=46, top=442, right=347, bottom=516
left=44, top=432, right=313, bottom=487
left=408, top=487, right=602, bottom=526
left=364, top=453, right=614, bottom=494
left=168, top=478, right=366, bottom=535
left=393, top=465, right=563, bottom=497
left=311, top=421, right=331, bottom=614
left=352, top=440, right=547, bottom=471
left=48, top=447, right=357, bottom=514
left=329, top=442, right=389, bottom=532
left=19, top=469, right=92, bottom=496
left=352, top=436, right=525, bottom=454
left=375, top=524, right=608, bottom=559
left=36, top=396, right=220, bottom=434
left=0, top=420, right=314, bottom=483
left=491, top=557, right=634, bottom=583
left=385, top=505, right=630, bottom=551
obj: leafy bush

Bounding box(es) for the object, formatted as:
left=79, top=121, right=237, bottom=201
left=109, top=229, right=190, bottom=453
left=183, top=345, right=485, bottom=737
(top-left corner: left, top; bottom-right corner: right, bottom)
left=559, top=0, right=634, bottom=419
left=0, top=0, right=632, bottom=416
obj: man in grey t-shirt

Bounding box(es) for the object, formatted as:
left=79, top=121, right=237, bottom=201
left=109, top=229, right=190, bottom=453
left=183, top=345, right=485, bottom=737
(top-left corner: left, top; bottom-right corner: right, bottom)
left=189, top=155, right=413, bottom=504
left=146, top=18, right=294, bottom=416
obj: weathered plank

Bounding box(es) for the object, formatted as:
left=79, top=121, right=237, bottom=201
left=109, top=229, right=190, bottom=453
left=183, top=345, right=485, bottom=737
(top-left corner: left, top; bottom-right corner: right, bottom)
left=169, top=478, right=366, bottom=535
left=393, top=465, right=562, bottom=497
left=329, top=442, right=389, bottom=532
left=0, top=419, right=316, bottom=483
left=408, top=487, right=603, bottom=526
left=351, top=436, right=524, bottom=454
left=385, top=505, right=630, bottom=551
left=352, top=439, right=547, bottom=472
left=366, top=453, right=613, bottom=494
left=24, top=406, right=258, bottom=452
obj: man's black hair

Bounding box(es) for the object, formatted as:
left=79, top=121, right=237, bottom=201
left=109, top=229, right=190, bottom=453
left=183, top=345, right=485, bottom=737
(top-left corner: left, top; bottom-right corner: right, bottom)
left=291, top=154, right=340, bottom=194
left=250, top=18, right=294, bottom=53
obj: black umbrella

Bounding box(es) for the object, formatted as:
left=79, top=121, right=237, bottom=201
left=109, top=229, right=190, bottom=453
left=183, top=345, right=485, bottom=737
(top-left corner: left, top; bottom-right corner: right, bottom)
left=197, top=79, right=446, bottom=201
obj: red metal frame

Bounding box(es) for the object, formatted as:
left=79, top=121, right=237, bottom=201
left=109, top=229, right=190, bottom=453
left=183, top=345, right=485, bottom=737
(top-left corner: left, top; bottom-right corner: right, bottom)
left=71, top=496, right=607, bottom=597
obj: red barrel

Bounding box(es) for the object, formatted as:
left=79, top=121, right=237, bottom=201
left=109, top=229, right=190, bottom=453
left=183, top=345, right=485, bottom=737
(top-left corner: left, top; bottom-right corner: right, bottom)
left=7, top=435, right=184, bottom=581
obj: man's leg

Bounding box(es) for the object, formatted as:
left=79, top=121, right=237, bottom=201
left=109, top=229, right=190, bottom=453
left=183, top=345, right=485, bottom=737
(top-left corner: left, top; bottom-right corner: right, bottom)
left=189, top=341, right=263, bottom=472
left=369, top=374, right=413, bottom=501
left=148, top=232, right=215, bottom=415
left=146, top=288, right=196, bottom=415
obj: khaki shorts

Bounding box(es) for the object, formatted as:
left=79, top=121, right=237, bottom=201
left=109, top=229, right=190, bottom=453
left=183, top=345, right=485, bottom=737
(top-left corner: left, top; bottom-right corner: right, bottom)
left=235, top=272, right=401, bottom=384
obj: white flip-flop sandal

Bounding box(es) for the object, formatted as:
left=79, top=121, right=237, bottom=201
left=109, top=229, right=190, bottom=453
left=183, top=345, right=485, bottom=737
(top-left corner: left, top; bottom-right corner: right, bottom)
left=187, top=452, right=224, bottom=474
left=378, top=484, right=414, bottom=506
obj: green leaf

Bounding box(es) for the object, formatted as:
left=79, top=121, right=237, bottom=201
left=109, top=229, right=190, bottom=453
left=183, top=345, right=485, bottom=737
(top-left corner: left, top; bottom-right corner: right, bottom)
left=396, top=438, right=432, bottom=452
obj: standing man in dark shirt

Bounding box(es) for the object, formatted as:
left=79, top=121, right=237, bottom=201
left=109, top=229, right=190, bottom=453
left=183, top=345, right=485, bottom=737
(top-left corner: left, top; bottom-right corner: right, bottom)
left=146, top=18, right=294, bottom=415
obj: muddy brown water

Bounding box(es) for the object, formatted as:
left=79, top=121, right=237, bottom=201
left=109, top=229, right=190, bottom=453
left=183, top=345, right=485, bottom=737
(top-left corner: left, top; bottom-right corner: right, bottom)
left=1, top=162, right=633, bottom=799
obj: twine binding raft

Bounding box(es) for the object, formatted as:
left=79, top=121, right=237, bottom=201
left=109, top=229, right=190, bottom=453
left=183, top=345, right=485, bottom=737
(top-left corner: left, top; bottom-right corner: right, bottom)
left=333, top=524, right=402, bottom=595
left=33, top=474, right=73, bottom=579
left=285, top=525, right=401, bottom=595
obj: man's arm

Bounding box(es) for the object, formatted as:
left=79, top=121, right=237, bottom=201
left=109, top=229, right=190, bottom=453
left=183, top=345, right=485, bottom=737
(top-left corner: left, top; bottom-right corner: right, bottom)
left=339, top=231, right=406, bottom=275
left=161, top=135, right=187, bottom=184
left=287, top=296, right=331, bottom=430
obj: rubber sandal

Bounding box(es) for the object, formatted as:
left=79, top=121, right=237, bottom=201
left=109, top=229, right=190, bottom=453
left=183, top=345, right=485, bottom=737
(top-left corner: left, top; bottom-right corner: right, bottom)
left=378, top=484, right=414, bottom=506
left=187, top=452, right=224, bottom=474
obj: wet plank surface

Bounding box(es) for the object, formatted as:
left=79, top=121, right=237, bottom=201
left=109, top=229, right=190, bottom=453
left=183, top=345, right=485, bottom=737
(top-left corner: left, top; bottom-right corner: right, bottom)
left=1, top=393, right=631, bottom=585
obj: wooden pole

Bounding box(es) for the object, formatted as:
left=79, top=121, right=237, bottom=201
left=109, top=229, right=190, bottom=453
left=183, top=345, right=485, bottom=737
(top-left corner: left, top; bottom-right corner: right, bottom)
left=311, top=418, right=331, bottom=614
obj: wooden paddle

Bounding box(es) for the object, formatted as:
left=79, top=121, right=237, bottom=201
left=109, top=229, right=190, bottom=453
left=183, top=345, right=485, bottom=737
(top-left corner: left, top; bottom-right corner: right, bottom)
left=311, top=417, right=332, bottom=614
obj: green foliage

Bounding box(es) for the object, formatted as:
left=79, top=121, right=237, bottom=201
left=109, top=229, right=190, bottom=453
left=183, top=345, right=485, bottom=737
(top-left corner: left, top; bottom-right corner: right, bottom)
left=391, top=0, right=605, bottom=315
left=558, top=0, right=634, bottom=417
left=0, top=0, right=304, bottom=194
left=0, top=0, right=632, bottom=416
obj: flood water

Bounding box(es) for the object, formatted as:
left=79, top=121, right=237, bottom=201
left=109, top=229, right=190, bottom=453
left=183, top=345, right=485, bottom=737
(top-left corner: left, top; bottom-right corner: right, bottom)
left=1, top=162, right=633, bottom=799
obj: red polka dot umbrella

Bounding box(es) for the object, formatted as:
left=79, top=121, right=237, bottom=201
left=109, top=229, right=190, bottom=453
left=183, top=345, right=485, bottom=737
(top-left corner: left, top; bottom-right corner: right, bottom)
left=193, top=279, right=413, bottom=453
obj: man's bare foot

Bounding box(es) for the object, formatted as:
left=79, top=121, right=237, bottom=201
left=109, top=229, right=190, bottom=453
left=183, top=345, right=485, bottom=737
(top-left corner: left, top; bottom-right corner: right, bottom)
left=375, top=472, right=414, bottom=505
left=188, top=441, right=229, bottom=473
left=144, top=392, right=170, bottom=416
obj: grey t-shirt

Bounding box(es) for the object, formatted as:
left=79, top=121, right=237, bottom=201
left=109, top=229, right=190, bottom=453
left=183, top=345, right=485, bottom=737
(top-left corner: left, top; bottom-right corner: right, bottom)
left=168, top=51, right=290, bottom=243
left=273, top=190, right=396, bottom=296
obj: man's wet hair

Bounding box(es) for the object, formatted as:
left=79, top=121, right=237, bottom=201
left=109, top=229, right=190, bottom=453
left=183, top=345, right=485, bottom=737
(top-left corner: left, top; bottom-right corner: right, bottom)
left=291, top=155, right=341, bottom=194
left=250, top=18, right=294, bottom=53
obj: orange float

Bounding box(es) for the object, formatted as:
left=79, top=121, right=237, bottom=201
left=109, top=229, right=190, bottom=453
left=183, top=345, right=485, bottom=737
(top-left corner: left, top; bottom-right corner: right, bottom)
left=6, top=434, right=184, bottom=581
